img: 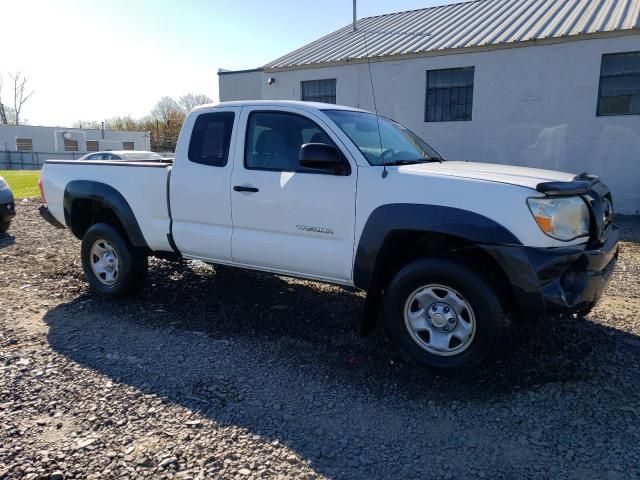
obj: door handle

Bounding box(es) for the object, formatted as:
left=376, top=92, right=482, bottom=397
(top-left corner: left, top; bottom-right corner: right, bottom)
left=233, top=185, right=259, bottom=193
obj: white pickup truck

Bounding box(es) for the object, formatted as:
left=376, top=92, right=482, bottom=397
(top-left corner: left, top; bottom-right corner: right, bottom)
left=40, top=100, right=619, bottom=370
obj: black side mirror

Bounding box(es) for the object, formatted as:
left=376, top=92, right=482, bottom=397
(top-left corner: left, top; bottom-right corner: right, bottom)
left=299, top=143, right=349, bottom=175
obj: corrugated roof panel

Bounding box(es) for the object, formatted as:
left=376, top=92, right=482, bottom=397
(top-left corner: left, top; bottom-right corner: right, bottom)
left=264, top=0, right=640, bottom=69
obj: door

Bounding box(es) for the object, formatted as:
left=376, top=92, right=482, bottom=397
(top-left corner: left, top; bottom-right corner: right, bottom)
left=170, top=107, right=239, bottom=261
left=230, top=107, right=357, bottom=282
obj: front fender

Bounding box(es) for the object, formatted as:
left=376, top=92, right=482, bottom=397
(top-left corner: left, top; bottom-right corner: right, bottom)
left=353, top=203, right=521, bottom=290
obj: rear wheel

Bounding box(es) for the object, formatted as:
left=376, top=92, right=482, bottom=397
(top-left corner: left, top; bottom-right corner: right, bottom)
left=383, top=258, right=510, bottom=370
left=81, top=223, right=147, bottom=298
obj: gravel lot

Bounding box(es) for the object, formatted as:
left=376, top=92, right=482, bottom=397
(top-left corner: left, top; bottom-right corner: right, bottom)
left=2, top=198, right=640, bottom=479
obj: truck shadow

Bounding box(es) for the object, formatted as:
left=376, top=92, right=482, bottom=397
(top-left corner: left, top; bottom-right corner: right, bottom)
left=42, top=258, right=640, bottom=478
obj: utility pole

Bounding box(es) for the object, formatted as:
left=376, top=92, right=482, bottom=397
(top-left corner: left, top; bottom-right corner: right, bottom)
left=353, top=0, right=357, bottom=32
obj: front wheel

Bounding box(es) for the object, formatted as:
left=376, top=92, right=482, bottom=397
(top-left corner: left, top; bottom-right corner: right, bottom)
left=0, top=221, right=10, bottom=234
left=81, top=223, right=148, bottom=298
left=383, top=258, right=510, bottom=370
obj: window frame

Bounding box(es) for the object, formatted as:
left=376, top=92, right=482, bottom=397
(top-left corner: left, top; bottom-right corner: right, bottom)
left=187, top=111, right=236, bottom=168
left=424, top=66, right=475, bottom=123
left=596, top=51, right=640, bottom=117
left=86, top=140, right=99, bottom=152
left=243, top=110, right=350, bottom=176
left=301, top=79, right=337, bottom=104
left=15, top=138, right=33, bottom=151
left=64, top=139, right=79, bottom=152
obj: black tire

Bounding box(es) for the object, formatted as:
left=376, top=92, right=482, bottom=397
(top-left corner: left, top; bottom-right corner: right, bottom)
left=81, top=223, right=148, bottom=298
left=0, top=221, right=10, bottom=234
left=383, top=258, right=510, bottom=371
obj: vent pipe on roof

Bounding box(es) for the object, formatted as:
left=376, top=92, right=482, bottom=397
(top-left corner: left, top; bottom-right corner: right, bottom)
left=353, top=0, right=357, bottom=32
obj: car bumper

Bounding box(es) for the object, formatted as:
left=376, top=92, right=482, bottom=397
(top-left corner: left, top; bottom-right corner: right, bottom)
left=483, top=227, right=620, bottom=317
left=39, top=205, right=66, bottom=229
left=0, top=190, right=15, bottom=222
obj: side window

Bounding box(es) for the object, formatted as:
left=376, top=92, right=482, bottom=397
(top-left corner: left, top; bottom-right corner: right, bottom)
left=245, top=111, right=337, bottom=172
left=188, top=111, right=235, bottom=167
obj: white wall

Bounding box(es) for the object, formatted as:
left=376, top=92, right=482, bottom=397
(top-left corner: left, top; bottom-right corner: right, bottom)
left=0, top=125, right=149, bottom=153
left=219, top=35, right=640, bottom=214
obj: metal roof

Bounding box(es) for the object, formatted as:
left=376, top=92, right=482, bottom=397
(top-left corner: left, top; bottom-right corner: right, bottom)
left=264, top=0, right=640, bottom=69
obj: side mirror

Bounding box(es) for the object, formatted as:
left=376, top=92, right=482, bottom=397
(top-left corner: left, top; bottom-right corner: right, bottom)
left=298, top=143, right=348, bottom=175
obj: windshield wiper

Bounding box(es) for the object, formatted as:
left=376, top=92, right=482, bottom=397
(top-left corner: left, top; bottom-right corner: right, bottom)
left=386, top=158, right=442, bottom=165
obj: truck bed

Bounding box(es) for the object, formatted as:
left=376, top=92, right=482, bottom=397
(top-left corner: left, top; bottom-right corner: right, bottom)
left=41, top=160, right=173, bottom=252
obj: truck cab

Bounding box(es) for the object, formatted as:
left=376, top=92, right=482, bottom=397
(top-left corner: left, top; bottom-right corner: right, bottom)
left=40, top=101, right=619, bottom=370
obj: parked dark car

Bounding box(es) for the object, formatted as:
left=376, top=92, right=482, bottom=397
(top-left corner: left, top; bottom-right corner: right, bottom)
left=0, top=175, right=16, bottom=233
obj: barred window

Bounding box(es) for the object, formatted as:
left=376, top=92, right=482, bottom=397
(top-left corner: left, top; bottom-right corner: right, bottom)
left=301, top=79, right=336, bottom=104
left=425, top=67, right=474, bottom=122
left=16, top=138, right=33, bottom=151
left=64, top=139, right=78, bottom=152
left=86, top=140, right=99, bottom=152
left=597, top=52, right=640, bottom=116
left=123, top=141, right=134, bottom=150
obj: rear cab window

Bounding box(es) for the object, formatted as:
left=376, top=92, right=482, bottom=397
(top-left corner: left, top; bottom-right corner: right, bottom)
left=188, top=112, right=235, bottom=167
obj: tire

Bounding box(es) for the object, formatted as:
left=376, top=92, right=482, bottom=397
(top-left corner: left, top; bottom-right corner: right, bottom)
left=0, top=221, right=10, bottom=234
left=383, top=257, right=510, bottom=371
left=81, top=223, right=148, bottom=298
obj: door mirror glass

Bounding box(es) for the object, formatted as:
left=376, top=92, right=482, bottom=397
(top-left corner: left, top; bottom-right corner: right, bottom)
left=299, top=143, right=348, bottom=175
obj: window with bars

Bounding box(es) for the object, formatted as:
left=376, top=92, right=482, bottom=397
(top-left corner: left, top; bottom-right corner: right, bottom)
left=86, top=140, right=99, bottom=152
left=425, top=67, right=474, bottom=122
left=301, top=79, right=337, bottom=104
left=64, top=139, right=78, bottom=151
left=16, top=138, right=33, bottom=151
left=123, top=141, right=134, bottom=150
left=597, top=52, right=640, bottom=116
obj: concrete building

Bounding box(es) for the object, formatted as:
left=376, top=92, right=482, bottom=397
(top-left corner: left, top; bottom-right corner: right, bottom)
left=219, top=0, right=640, bottom=214
left=0, top=124, right=149, bottom=155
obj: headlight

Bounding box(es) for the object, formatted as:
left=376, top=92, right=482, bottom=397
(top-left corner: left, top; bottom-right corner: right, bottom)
left=527, top=196, right=590, bottom=241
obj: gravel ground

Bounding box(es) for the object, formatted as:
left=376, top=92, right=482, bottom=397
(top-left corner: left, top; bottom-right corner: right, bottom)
left=1, top=198, right=640, bottom=479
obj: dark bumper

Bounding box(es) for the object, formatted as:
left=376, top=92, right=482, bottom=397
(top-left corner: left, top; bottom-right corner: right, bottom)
left=39, top=205, right=66, bottom=229
left=0, top=196, right=15, bottom=222
left=483, top=228, right=620, bottom=317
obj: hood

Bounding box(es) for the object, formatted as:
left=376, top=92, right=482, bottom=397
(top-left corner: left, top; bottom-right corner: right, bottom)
left=398, top=161, right=576, bottom=190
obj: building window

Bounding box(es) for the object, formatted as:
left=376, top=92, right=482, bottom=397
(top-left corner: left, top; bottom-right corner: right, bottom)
left=86, top=140, right=99, bottom=152
left=16, top=138, right=33, bottom=151
left=425, top=67, right=474, bottom=122
left=301, top=79, right=336, bottom=104
left=123, top=141, right=134, bottom=150
left=64, top=139, right=78, bottom=151
left=188, top=112, right=235, bottom=167
left=597, top=52, right=640, bottom=116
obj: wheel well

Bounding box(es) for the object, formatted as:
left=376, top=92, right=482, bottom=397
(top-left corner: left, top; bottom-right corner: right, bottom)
left=69, top=199, right=128, bottom=244
left=370, top=230, right=515, bottom=311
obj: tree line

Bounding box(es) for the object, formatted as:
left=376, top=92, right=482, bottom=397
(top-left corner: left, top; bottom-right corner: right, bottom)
left=73, top=93, right=213, bottom=152
left=0, top=72, right=34, bottom=125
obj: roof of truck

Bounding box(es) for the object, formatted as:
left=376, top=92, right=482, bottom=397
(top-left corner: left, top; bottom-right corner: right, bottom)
left=193, top=100, right=371, bottom=113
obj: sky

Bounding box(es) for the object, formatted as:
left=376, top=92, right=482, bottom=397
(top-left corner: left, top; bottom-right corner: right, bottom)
left=1, top=0, right=457, bottom=126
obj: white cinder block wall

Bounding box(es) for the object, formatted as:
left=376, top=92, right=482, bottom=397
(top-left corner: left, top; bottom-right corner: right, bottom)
left=219, top=35, right=640, bottom=214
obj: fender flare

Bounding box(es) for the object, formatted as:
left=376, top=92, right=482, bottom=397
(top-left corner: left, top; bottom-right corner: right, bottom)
left=63, top=180, right=148, bottom=248
left=353, top=203, right=522, bottom=290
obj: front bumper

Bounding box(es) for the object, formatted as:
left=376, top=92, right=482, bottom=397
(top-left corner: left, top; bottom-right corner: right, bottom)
left=484, top=227, right=619, bottom=317
left=0, top=190, right=15, bottom=223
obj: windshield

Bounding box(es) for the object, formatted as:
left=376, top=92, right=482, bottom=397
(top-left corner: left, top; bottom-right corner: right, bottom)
left=323, top=110, right=443, bottom=166
left=120, top=152, right=164, bottom=160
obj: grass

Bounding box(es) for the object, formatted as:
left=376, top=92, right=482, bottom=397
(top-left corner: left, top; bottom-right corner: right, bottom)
left=0, top=170, right=41, bottom=199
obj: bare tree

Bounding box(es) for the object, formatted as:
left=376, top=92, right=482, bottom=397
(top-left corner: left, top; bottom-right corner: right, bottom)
left=178, top=93, right=212, bottom=113
left=9, top=72, right=34, bottom=125
left=0, top=75, right=7, bottom=125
